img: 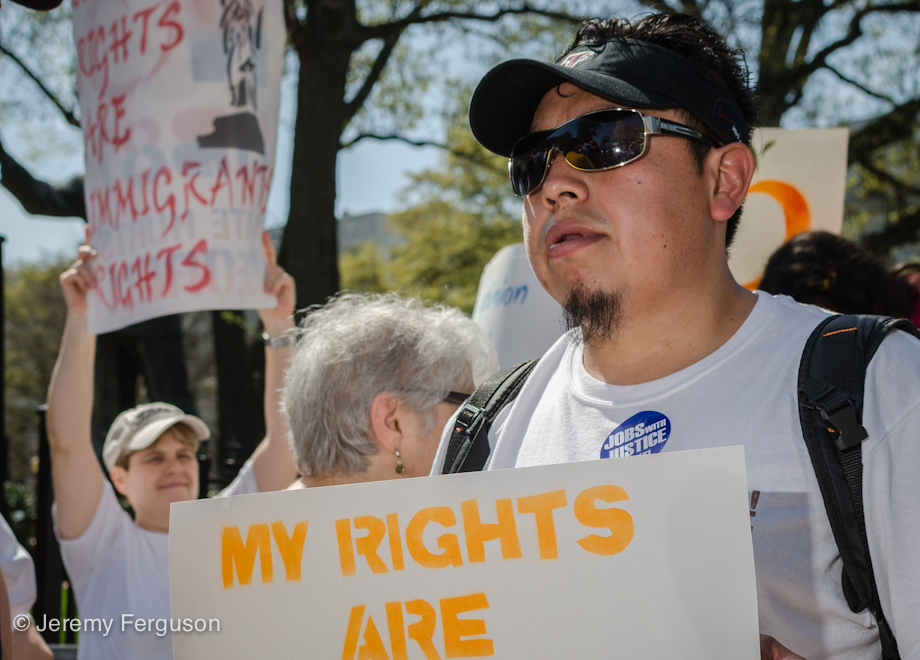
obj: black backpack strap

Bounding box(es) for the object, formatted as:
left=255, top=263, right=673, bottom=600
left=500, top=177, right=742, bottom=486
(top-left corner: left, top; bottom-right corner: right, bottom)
left=441, top=360, right=539, bottom=474
left=798, top=314, right=920, bottom=660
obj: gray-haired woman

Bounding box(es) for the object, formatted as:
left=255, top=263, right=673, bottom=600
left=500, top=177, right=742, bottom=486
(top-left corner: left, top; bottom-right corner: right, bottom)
left=283, top=293, right=497, bottom=486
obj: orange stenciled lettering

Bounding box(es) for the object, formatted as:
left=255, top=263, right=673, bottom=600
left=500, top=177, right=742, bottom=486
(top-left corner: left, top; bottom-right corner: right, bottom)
left=336, top=519, right=356, bottom=576
left=357, top=616, right=389, bottom=660
left=440, top=593, right=493, bottom=658
left=387, top=513, right=404, bottom=571
left=221, top=524, right=273, bottom=588
left=405, top=507, right=463, bottom=569
left=460, top=499, right=521, bottom=563
left=341, top=605, right=365, bottom=660
left=271, top=521, right=307, bottom=582
left=573, top=485, right=634, bottom=556
left=517, top=490, right=567, bottom=560
left=406, top=600, right=441, bottom=660
left=385, top=602, right=408, bottom=660
left=343, top=594, right=494, bottom=660
left=354, top=516, right=389, bottom=574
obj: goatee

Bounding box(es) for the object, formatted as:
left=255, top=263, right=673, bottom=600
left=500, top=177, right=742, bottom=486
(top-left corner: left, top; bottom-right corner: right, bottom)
left=562, top=283, right=623, bottom=345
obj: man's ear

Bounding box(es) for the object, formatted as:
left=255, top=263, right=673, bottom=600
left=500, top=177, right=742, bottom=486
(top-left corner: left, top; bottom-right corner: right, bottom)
left=709, top=143, right=755, bottom=223
left=368, top=391, right=404, bottom=454
left=109, top=464, right=130, bottom=496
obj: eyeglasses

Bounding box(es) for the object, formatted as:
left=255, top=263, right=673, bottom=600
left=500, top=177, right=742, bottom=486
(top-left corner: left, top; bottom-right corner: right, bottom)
left=508, top=108, right=721, bottom=197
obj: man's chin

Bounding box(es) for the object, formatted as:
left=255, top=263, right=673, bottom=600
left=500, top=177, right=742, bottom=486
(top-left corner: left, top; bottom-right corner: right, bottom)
left=562, top=282, right=623, bottom=344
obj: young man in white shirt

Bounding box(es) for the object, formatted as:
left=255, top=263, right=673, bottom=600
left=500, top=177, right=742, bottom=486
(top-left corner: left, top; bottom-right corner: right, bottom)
left=433, top=13, right=920, bottom=660
left=45, top=232, right=298, bottom=660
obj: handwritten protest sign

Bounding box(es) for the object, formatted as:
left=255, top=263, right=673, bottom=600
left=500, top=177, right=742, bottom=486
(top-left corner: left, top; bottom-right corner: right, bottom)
left=472, top=244, right=565, bottom=370
left=73, top=0, right=282, bottom=333
left=729, top=127, right=849, bottom=288
left=169, top=446, right=759, bottom=658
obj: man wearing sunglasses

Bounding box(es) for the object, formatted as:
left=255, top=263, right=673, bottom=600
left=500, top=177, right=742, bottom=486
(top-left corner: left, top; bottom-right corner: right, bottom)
left=433, top=12, right=920, bottom=660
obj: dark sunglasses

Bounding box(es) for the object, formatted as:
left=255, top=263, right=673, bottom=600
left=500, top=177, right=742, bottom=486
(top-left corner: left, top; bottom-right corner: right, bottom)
left=509, top=108, right=722, bottom=197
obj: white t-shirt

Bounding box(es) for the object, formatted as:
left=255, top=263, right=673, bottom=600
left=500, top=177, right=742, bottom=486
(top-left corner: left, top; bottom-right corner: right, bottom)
left=0, top=512, right=37, bottom=619
left=432, top=291, right=920, bottom=660
left=55, top=456, right=258, bottom=660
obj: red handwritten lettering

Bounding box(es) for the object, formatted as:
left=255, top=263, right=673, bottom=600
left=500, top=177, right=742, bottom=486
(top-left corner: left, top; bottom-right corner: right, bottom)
left=108, top=15, right=133, bottom=64
left=85, top=160, right=269, bottom=236
left=153, top=167, right=177, bottom=235
left=131, top=4, right=158, bottom=54
left=181, top=239, right=211, bottom=292
left=130, top=253, right=158, bottom=302
left=181, top=161, right=207, bottom=221
left=158, top=1, right=184, bottom=52
left=210, top=158, right=233, bottom=208
left=113, top=178, right=139, bottom=225
left=76, top=1, right=185, bottom=106
left=156, top=244, right=182, bottom=296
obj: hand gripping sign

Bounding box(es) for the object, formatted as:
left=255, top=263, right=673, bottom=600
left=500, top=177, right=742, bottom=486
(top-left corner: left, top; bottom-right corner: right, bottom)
left=73, top=0, right=283, bottom=333
left=169, top=446, right=759, bottom=659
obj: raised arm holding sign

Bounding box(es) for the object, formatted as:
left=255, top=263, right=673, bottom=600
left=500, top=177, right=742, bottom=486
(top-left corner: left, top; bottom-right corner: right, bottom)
left=45, top=232, right=297, bottom=660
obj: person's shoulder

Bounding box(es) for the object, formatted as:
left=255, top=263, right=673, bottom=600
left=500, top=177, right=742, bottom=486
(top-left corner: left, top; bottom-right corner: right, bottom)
left=757, top=290, right=834, bottom=324
left=862, top=324, right=920, bottom=448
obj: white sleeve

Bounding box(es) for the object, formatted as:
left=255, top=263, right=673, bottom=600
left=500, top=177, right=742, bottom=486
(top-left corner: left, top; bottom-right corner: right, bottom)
left=54, top=480, right=126, bottom=597
left=0, top=514, right=36, bottom=618
left=217, top=455, right=259, bottom=497
left=862, top=330, right=920, bottom=657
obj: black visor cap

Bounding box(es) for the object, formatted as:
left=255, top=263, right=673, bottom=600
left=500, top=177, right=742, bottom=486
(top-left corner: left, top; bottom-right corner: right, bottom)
left=470, top=38, right=750, bottom=157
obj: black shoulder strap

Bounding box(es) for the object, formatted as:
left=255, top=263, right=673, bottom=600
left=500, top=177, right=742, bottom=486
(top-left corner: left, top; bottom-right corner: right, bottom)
left=798, top=314, right=920, bottom=660
left=441, top=360, right=539, bottom=474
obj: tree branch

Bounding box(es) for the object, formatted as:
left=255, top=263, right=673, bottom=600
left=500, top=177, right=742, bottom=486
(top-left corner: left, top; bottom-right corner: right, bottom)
left=343, top=32, right=401, bottom=123
left=360, top=4, right=580, bottom=42
left=861, top=161, right=920, bottom=198
left=801, top=3, right=920, bottom=80
left=341, top=132, right=493, bottom=168
left=861, top=202, right=920, bottom=254
left=824, top=63, right=896, bottom=104
left=283, top=0, right=303, bottom=48
left=848, top=98, right=920, bottom=164
left=342, top=132, right=450, bottom=150
left=0, top=134, right=86, bottom=219
left=0, top=42, right=80, bottom=128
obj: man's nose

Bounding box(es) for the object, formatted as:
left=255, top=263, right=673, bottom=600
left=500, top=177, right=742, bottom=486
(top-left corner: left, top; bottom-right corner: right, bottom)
left=539, top=149, right=589, bottom=207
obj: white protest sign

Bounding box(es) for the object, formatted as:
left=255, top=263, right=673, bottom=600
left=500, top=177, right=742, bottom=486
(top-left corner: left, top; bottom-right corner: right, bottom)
left=729, top=127, right=849, bottom=288
left=472, top=243, right=565, bottom=370
left=73, top=0, right=282, bottom=334
left=169, top=446, right=759, bottom=659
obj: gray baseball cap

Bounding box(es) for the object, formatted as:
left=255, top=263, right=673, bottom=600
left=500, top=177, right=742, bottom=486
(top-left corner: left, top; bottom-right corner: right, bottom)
left=102, top=402, right=210, bottom=471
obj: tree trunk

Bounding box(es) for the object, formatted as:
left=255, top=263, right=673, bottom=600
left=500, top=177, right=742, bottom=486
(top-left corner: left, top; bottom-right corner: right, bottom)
left=279, top=5, right=357, bottom=309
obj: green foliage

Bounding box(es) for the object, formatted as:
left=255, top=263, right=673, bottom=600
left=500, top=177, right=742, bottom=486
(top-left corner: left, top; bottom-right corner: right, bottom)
left=340, top=103, right=522, bottom=313
left=4, top=480, right=36, bottom=551
left=4, top=256, right=69, bottom=485
left=340, top=242, right=389, bottom=295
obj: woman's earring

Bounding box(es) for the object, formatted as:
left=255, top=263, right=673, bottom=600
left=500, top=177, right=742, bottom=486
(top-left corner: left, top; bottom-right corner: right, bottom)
left=395, top=448, right=405, bottom=474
